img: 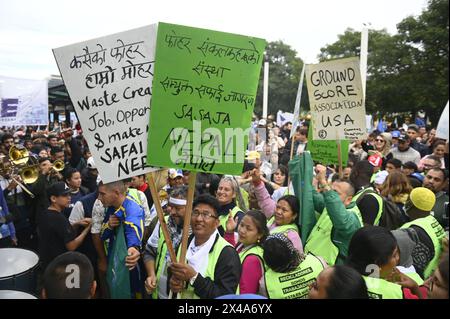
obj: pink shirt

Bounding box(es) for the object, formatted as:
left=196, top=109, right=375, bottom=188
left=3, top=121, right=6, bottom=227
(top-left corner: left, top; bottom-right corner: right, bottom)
left=224, top=233, right=264, bottom=294
left=253, top=181, right=303, bottom=253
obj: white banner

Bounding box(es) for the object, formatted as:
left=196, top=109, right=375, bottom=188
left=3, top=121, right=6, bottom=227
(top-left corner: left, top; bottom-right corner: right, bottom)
left=305, top=57, right=367, bottom=141
left=53, top=24, right=158, bottom=183
left=436, top=101, right=449, bottom=141
left=276, top=111, right=293, bottom=128
left=0, top=76, right=48, bottom=126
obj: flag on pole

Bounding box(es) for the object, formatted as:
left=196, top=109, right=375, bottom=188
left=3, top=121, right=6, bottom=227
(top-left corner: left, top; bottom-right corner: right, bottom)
left=288, top=152, right=316, bottom=243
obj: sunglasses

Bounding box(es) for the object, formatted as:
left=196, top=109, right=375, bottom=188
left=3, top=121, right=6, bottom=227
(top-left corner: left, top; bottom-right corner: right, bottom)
left=375, top=139, right=385, bottom=142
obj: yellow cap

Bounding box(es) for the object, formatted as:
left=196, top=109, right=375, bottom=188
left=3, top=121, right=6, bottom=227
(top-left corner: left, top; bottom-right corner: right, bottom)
left=409, top=187, right=436, bottom=212
left=245, top=151, right=261, bottom=161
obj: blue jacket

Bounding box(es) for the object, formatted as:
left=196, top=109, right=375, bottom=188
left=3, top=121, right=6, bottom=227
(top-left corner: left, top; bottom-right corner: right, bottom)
left=0, top=188, right=16, bottom=240
left=100, top=195, right=144, bottom=249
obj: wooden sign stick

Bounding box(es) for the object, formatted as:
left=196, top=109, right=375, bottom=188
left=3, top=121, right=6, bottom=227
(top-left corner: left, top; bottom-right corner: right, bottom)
left=337, top=140, right=343, bottom=179
left=179, top=171, right=197, bottom=265
left=147, top=172, right=177, bottom=263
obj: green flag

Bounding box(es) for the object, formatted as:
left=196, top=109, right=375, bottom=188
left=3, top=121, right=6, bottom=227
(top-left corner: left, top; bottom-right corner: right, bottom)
left=106, top=224, right=131, bottom=299
left=289, top=152, right=316, bottom=243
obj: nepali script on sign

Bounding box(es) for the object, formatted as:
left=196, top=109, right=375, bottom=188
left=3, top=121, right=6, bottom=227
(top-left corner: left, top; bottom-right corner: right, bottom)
left=147, top=22, right=265, bottom=175
left=305, top=57, right=367, bottom=141
left=53, top=25, right=158, bottom=183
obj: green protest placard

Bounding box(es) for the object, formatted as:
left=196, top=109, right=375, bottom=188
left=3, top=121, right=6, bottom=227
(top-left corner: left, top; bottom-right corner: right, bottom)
left=307, top=123, right=349, bottom=166
left=147, top=22, right=265, bottom=175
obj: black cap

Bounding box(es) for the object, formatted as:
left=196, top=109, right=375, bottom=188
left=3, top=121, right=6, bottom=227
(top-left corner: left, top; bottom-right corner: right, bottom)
left=398, top=134, right=410, bottom=141
left=47, top=182, right=71, bottom=197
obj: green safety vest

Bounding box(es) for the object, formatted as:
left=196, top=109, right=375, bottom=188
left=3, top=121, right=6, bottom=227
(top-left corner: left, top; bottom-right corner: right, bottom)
left=265, top=254, right=324, bottom=299
left=127, top=188, right=143, bottom=205
left=152, top=216, right=170, bottom=299
left=219, top=206, right=243, bottom=233
left=267, top=216, right=299, bottom=235
left=401, top=215, right=445, bottom=279
left=351, top=188, right=383, bottom=226
left=363, top=276, right=403, bottom=299
left=405, top=271, right=424, bottom=286
left=304, top=206, right=363, bottom=266
left=179, top=234, right=233, bottom=299
left=236, top=245, right=265, bottom=294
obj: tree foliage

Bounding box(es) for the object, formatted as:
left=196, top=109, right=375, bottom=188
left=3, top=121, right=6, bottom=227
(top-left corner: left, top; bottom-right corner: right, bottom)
left=254, top=41, right=307, bottom=116
left=317, top=0, right=449, bottom=124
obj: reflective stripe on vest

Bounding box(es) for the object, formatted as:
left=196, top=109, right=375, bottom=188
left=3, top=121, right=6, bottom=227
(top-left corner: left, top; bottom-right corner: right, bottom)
left=265, top=254, right=324, bottom=299
left=179, top=234, right=233, bottom=299
left=236, top=245, right=265, bottom=294
left=152, top=215, right=170, bottom=299
left=363, top=276, right=403, bottom=299
left=219, top=206, right=242, bottom=232
left=401, top=215, right=445, bottom=279
left=267, top=216, right=299, bottom=235
left=304, top=206, right=363, bottom=266
left=352, top=188, right=383, bottom=226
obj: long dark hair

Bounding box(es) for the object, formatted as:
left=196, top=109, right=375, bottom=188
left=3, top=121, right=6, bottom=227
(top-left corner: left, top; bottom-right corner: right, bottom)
left=271, top=165, right=289, bottom=187
left=327, top=265, right=369, bottom=299
left=346, top=226, right=397, bottom=276
left=244, top=210, right=269, bottom=245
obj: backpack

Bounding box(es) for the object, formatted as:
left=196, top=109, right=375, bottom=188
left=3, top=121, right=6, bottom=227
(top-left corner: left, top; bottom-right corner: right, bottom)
left=356, top=189, right=405, bottom=230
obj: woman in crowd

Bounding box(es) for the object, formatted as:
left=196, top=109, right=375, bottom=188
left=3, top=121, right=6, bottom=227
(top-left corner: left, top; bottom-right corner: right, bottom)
left=225, top=210, right=269, bottom=294
left=419, top=140, right=447, bottom=170
left=308, top=265, right=369, bottom=299
left=251, top=168, right=302, bottom=252
left=380, top=170, right=413, bottom=213
left=259, top=234, right=326, bottom=299
left=427, top=253, right=449, bottom=299
left=269, top=165, right=288, bottom=191
left=371, top=133, right=393, bottom=168
left=63, top=168, right=89, bottom=218
left=215, top=176, right=246, bottom=235
left=346, top=226, right=422, bottom=299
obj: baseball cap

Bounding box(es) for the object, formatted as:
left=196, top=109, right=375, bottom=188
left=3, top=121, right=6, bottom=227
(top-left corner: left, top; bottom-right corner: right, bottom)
left=398, top=133, right=410, bottom=142
left=47, top=181, right=71, bottom=197
left=168, top=168, right=183, bottom=179
left=391, top=131, right=401, bottom=138
left=374, top=170, right=389, bottom=185
left=87, top=156, right=97, bottom=169
left=409, top=187, right=436, bottom=212
left=368, top=154, right=382, bottom=167
left=391, top=229, right=415, bottom=267
left=258, top=119, right=267, bottom=126
left=245, top=150, right=261, bottom=161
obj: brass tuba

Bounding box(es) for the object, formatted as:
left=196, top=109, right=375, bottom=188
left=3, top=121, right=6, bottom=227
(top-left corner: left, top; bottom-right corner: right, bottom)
left=19, top=165, right=39, bottom=184
left=9, top=145, right=29, bottom=166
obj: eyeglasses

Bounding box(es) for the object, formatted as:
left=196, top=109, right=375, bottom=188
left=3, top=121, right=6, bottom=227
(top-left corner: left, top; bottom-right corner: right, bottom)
left=192, top=209, right=217, bottom=220
left=375, top=139, right=385, bottom=142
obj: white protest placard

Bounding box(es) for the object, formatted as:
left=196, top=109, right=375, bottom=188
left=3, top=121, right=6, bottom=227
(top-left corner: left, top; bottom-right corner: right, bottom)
left=0, top=76, right=48, bottom=126
left=53, top=25, right=157, bottom=183
left=305, top=57, right=367, bottom=141
left=436, top=101, right=449, bottom=140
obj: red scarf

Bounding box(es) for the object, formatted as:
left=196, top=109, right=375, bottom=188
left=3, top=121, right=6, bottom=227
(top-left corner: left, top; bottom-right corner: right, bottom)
left=138, top=183, right=149, bottom=193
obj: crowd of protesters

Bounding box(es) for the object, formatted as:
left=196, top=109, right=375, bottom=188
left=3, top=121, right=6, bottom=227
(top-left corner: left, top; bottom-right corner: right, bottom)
left=0, top=114, right=448, bottom=299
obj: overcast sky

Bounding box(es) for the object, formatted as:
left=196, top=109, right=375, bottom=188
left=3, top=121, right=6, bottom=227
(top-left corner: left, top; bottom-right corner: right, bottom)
left=0, top=0, right=428, bottom=80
